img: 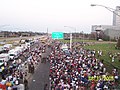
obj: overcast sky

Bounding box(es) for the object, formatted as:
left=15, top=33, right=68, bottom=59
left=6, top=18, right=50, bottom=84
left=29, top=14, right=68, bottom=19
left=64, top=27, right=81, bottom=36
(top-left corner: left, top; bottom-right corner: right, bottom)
left=0, top=0, right=120, bottom=33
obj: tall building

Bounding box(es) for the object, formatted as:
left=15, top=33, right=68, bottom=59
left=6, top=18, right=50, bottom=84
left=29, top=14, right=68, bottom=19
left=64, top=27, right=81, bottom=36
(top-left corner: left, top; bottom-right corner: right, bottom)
left=91, top=6, right=120, bottom=40
left=113, top=6, right=120, bottom=26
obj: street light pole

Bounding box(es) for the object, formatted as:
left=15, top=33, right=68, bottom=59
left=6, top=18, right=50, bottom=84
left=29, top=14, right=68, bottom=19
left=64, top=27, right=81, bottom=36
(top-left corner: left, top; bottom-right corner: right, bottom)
left=91, top=4, right=120, bottom=41
left=64, top=26, right=76, bottom=50
left=70, top=33, right=72, bottom=49
left=91, top=4, right=120, bottom=17
left=82, top=31, right=84, bottom=43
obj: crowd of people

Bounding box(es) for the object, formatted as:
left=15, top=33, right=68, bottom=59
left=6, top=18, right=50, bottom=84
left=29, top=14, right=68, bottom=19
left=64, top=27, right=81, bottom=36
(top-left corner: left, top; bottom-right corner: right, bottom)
left=0, top=40, right=44, bottom=90
left=0, top=39, right=119, bottom=90
left=49, top=42, right=119, bottom=90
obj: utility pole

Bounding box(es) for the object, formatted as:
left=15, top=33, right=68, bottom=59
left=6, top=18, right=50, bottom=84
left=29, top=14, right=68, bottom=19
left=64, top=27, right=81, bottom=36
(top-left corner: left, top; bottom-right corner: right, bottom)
left=47, top=27, right=48, bottom=37
left=64, top=26, right=76, bottom=50
left=70, top=33, right=72, bottom=50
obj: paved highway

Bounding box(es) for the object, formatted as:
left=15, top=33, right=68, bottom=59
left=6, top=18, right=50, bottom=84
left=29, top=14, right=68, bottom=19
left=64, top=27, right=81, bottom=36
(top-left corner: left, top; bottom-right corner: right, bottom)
left=28, top=46, right=51, bottom=90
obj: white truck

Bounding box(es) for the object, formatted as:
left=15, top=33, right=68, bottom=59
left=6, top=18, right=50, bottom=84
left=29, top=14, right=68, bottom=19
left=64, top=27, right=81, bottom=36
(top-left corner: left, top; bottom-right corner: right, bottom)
left=3, top=44, right=12, bottom=51
left=15, top=46, right=23, bottom=55
left=0, top=53, right=9, bottom=66
left=8, top=49, right=19, bottom=60
left=61, top=44, right=68, bottom=51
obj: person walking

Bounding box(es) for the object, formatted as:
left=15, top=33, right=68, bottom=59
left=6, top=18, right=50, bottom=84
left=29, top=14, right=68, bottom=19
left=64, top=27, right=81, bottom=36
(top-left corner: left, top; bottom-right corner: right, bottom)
left=44, top=84, right=48, bottom=90
left=24, top=78, right=28, bottom=90
left=31, top=62, right=34, bottom=74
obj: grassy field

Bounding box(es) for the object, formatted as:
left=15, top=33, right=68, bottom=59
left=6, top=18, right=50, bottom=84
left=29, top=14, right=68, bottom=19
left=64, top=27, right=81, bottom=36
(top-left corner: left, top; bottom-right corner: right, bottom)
left=59, top=39, right=96, bottom=43
left=0, top=36, right=39, bottom=46
left=84, top=43, right=120, bottom=74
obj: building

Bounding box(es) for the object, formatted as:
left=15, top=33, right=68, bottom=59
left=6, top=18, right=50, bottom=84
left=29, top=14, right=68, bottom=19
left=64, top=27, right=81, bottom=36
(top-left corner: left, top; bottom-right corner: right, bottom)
left=113, top=6, right=120, bottom=26
left=91, top=6, right=120, bottom=40
left=104, top=29, right=120, bottom=40
left=92, top=25, right=113, bottom=32
left=92, top=25, right=120, bottom=32
left=91, top=25, right=120, bottom=40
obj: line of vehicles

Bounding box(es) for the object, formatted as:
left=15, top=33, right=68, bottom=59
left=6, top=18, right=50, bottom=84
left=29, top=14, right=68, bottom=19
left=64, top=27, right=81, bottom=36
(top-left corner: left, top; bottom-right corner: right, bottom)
left=0, top=35, right=49, bottom=73
left=0, top=40, right=36, bottom=72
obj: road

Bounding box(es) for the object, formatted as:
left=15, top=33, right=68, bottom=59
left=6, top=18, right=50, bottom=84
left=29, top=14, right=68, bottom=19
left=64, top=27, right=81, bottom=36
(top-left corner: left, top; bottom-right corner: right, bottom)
left=28, top=46, right=51, bottom=90
left=0, top=36, right=42, bottom=41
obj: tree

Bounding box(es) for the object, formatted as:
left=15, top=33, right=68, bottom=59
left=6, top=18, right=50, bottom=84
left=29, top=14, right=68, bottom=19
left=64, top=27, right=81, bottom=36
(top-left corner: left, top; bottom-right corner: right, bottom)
left=89, top=32, right=96, bottom=40
left=102, top=34, right=110, bottom=41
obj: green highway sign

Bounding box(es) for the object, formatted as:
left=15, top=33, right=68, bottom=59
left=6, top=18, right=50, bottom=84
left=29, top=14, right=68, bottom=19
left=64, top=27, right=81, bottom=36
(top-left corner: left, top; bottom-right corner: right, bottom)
left=52, top=32, right=64, bottom=39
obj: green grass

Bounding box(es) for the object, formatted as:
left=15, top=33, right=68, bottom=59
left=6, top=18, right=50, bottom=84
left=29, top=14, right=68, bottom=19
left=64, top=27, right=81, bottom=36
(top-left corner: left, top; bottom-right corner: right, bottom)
left=84, top=43, right=120, bottom=74
left=59, top=39, right=96, bottom=43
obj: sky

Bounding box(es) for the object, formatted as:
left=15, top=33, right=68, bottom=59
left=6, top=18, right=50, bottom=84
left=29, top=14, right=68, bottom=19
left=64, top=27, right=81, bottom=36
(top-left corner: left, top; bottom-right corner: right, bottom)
left=0, top=0, right=120, bottom=33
